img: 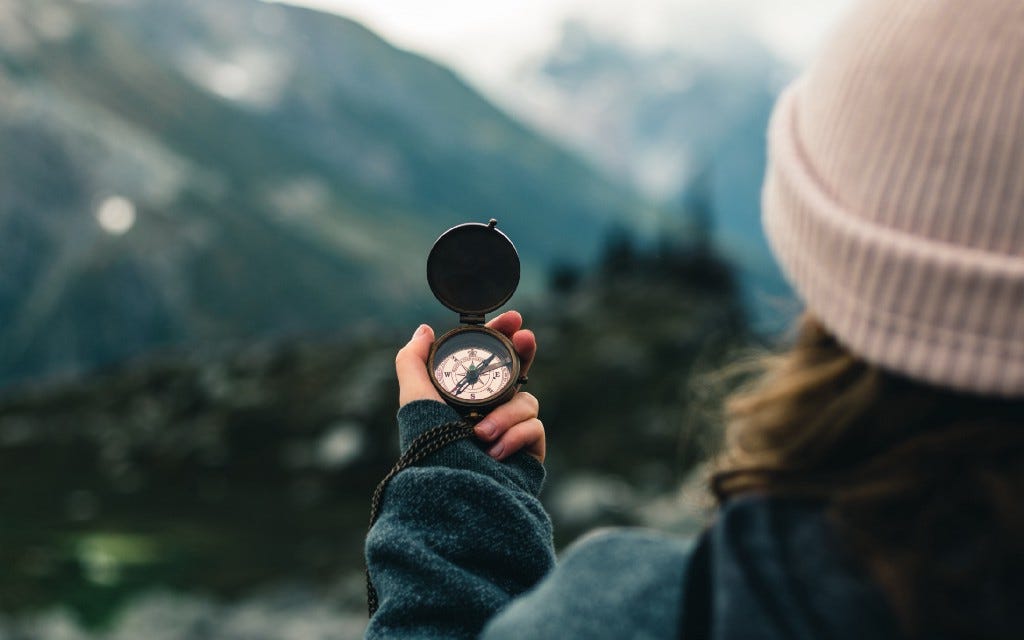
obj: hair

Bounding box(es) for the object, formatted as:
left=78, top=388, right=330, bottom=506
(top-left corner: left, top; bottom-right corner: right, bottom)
left=712, top=315, right=1024, bottom=640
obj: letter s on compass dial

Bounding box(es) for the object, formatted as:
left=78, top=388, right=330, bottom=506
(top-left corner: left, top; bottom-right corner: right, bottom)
left=428, top=327, right=520, bottom=413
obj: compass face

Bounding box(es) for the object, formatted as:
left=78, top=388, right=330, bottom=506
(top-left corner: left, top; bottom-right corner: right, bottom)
left=430, top=329, right=517, bottom=404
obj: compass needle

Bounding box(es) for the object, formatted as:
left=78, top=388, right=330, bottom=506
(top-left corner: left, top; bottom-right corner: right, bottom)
left=476, top=359, right=512, bottom=376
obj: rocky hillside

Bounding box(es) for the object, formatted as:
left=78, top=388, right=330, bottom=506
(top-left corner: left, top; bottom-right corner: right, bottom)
left=0, top=230, right=746, bottom=633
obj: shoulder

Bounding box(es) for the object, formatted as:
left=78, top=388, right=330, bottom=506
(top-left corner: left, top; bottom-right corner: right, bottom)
left=562, top=526, right=693, bottom=574
left=706, top=497, right=900, bottom=640
left=711, top=497, right=862, bottom=592
left=482, top=528, right=693, bottom=640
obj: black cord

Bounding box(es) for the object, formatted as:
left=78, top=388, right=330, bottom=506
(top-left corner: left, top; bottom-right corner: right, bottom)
left=366, top=419, right=475, bottom=617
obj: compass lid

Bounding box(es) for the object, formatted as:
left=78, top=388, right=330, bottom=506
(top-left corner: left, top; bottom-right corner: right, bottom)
left=427, top=219, right=520, bottom=321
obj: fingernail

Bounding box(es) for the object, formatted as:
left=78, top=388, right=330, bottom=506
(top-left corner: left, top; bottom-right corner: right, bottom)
left=412, top=324, right=429, bottom=339
left=488, top=442, right=504, bottom=459
left=475, top=420, right=496, bottom=440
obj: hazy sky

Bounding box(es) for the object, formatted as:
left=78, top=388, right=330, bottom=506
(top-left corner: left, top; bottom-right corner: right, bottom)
left=266, top=0, right=854, bottom=93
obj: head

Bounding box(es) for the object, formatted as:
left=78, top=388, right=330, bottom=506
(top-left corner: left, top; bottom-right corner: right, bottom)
left=714, top=1, right=1024, bottom=638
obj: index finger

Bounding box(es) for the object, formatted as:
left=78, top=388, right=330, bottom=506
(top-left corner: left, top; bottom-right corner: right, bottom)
left=486, top=310, right=522, bottom=337
left=512, top=330, right=536, bottom=378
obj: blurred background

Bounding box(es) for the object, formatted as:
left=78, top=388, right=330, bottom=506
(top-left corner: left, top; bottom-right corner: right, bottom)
left=0, top=0, right=850, bottom=637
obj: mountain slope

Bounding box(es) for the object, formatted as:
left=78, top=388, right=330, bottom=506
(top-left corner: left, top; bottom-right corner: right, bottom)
left=502, top=20, right=796, bottom=328
left=0, top=0, right=648, bottom=385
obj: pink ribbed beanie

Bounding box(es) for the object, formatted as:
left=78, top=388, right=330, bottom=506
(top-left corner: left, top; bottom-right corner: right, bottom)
left=762, top=0, right=1024, bottom=396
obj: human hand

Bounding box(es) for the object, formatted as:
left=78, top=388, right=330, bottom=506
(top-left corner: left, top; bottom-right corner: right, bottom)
left=394, top=310, right=544, bottom=462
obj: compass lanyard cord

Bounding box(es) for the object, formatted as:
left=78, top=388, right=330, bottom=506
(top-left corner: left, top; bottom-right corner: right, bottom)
left=366, top=419, right=475, bottom=617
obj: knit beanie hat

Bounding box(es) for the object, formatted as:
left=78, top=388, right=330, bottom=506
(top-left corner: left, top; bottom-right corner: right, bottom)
left=762, top=0, right=1024, bottom=396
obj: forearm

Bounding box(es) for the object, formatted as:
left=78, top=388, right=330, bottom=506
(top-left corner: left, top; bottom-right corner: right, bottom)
left=364, top=400, right=556, bottom=639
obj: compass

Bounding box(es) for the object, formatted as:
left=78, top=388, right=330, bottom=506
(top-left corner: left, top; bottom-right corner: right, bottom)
left=426, top=219, right=523, bottom=420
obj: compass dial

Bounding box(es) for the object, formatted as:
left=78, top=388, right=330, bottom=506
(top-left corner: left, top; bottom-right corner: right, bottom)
left=429, top=328, right=518, bottom=405
left=434, top=346, right=513, bottom=401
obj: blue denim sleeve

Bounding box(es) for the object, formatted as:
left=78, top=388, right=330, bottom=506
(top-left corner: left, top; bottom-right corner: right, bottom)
left=364, top=400, right=556, bottom=639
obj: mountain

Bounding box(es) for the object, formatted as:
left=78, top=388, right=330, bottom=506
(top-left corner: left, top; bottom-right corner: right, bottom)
left=500, top=20, right=798, bottom=329
left=0, top=0, right=649, bottom=386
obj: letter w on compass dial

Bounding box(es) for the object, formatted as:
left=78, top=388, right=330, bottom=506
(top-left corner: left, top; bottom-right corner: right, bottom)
left=432, top=333, right=514, bottom=402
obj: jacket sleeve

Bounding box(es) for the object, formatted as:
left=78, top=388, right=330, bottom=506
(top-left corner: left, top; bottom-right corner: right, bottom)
left=364, top=400, right=556, bottom=639
left=481, top=528, right=694, bottom=640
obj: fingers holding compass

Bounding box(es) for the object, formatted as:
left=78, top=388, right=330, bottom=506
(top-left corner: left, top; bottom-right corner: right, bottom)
left=474, top=392, right=545, bottom=463
left=486, top=310, right=536, bottom=378
left=486, top=309, right=524, bottom=335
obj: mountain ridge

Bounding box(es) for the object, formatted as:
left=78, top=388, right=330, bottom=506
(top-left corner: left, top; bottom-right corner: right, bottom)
left=0, top=0, right=651, bottom=385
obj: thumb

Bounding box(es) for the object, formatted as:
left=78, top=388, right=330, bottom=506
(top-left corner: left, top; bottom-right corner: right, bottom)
left=396, top=324, right=443, bottom=406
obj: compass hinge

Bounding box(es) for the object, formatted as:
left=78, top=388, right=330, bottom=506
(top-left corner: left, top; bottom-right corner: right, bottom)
left=459, top=313, right=485, bottom=325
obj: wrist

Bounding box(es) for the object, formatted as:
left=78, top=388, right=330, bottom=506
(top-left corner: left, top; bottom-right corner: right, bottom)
left=396, top=400, right=463, bottom=453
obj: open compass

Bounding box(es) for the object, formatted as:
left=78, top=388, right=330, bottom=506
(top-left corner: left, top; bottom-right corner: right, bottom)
left=426, top=219, right=523, bottom=421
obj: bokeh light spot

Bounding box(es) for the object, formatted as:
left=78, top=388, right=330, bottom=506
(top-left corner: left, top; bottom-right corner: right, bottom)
left=95, top=196, right=137, bottom=235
